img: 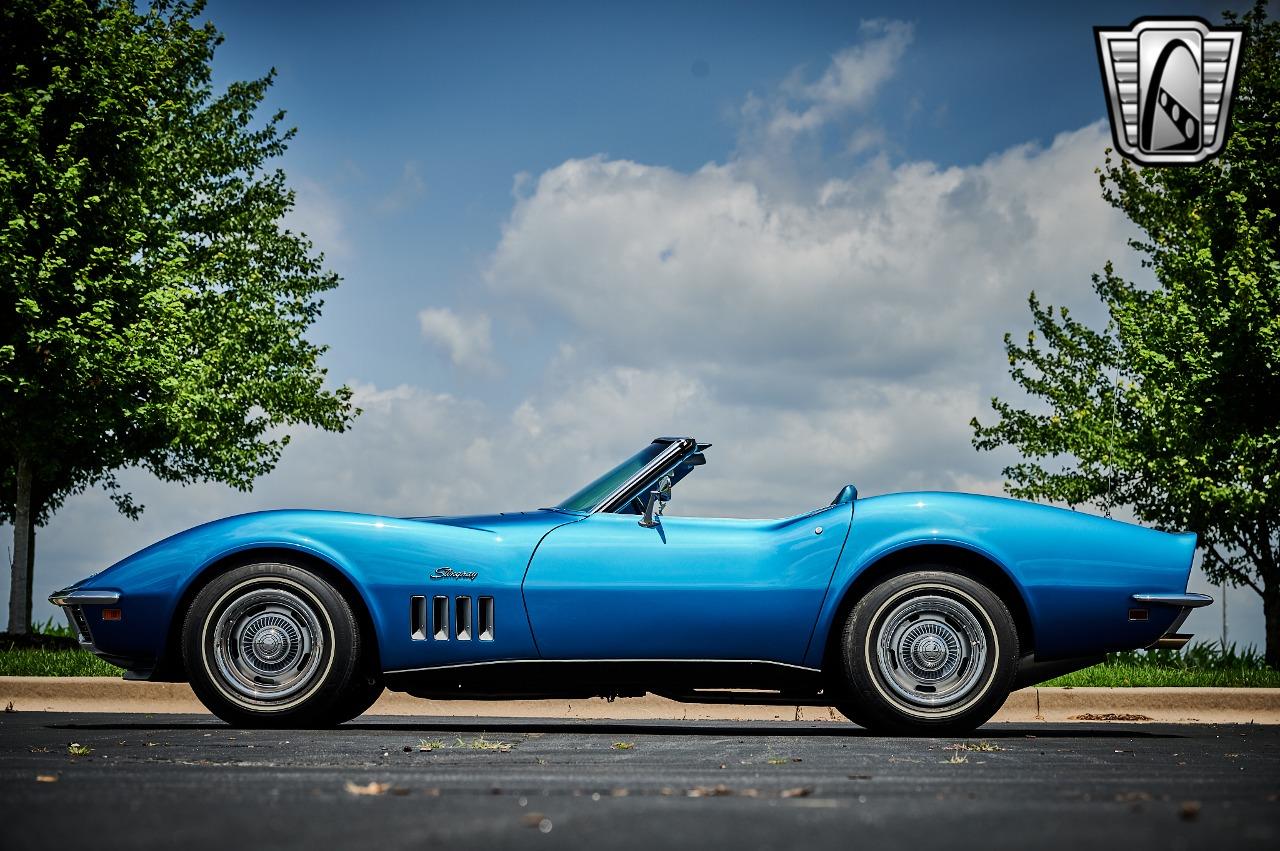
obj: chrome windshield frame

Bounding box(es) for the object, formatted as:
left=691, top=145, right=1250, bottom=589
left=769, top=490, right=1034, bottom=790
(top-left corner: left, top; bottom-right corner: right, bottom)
left=589, top=437, right=696, bottom=515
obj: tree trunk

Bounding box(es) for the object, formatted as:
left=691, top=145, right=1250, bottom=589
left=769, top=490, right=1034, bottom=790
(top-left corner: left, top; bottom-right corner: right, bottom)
left=23, top=515, right=35, bottom=629
left=1265, top=585, right=1280, bottom=671
left=7, top=454, right=33, bottom=635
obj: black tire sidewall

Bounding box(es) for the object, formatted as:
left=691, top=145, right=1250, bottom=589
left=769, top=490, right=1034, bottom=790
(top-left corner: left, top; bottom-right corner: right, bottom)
left=840, top=567, right=1019, bottom=734
left=326, top=672, right=385, bottom=725
left=182, top=562, right=360, bottom=727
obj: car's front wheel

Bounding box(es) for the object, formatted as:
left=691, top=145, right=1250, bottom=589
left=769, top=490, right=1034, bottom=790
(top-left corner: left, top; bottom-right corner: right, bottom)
left=836, top=568, right=1018, bottom=735
left=182, top=562, right=363, bottom=727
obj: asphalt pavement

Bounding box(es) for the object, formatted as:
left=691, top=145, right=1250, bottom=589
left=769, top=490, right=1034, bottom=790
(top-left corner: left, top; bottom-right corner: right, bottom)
left=1, top=712, right=1277, bottom=850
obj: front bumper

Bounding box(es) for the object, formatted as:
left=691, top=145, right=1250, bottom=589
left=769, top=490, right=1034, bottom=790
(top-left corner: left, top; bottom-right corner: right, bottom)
left=49, top=588, right=122, bottom=660
left=50, top=586, right=178, bottom=680
left=48, top=588, right=120, bottom=607
left=1133, top=592, right=1213, bottom=650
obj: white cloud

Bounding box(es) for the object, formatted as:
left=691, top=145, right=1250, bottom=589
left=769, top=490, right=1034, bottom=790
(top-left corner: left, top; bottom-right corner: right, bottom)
left=283, top=178, right=349, bottom=258
left=764, top=19, right=914, bottom=138
left=377, top=160, right=427, bottom=213
left=417, top=307, right=496, bottom=372
left=845, top=126, right=886, bottom=156
left=487, top=123, right=1140, bottom=398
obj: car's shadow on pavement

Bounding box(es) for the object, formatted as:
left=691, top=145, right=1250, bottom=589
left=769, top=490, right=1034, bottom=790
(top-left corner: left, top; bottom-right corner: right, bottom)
left=44, top=717, right=1185, bottom=738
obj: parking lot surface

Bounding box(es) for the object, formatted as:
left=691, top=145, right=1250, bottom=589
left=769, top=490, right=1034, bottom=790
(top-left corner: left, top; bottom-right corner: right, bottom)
left=2, top=713, right=1277, bottom=849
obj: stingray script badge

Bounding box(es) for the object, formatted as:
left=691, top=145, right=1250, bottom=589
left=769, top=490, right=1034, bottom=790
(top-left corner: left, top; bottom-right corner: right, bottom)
left=429, top=567, right=478, bottom=581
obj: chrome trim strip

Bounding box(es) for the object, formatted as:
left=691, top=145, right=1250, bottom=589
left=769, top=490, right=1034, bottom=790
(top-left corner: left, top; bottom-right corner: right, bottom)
left=384, top=658, right=823, bottom=675
left=1131, top=593, right=1213, bottom=608
left=1145, top=605, right=1198, bottom=651
left=590, top=438, right=693, bottom=514
left=1165, top=606, right=1193, bottom=635
left=62, top=608, right=95, bottom=649
left=1147, top=633, right=1193, bottom=650
left=48, top=588, right=121, bottom=607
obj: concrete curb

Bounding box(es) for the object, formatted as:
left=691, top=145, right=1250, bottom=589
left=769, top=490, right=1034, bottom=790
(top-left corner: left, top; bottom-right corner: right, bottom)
left=2, top=677, right=1278, bottom=724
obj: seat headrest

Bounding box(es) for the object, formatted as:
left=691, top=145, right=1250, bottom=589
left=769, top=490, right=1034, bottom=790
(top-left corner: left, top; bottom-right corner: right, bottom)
left=830, top=484, right=858, bottom=505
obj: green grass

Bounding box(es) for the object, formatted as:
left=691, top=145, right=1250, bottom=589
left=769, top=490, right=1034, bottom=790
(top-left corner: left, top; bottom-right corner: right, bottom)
left=1044, top=665, right=1280, bottom=687
left=1042, top=642, right=1280, bottom=688
left=454, top=735, right=513, bottom=751
left=0, top=616, right=123, bottom=676
left=0, top=647, right=123, bottom=677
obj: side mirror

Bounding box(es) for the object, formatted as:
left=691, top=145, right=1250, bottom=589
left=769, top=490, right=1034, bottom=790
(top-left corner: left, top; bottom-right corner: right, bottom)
left=639, top=475, right=673, bottom=528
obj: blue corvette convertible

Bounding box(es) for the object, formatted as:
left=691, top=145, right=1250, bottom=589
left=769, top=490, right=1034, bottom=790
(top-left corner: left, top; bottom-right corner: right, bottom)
left=51, top=436, right=1210, bottom=733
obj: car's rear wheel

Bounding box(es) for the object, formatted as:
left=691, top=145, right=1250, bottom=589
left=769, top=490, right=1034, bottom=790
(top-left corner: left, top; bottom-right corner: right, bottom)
left=182, top=562, right=363, bottom=727
left=836, top=568, right=1018, bottom=735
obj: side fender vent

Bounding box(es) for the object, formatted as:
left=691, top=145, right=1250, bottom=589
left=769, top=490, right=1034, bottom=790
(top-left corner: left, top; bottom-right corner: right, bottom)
left=478, top=596, right=494, bottom=641
left=433, top=596, right=449, bottom=641
left=455, top=596, right=472, bottom=641
left=410, top=596, right=427, bottom=641
left=416, top=594, right=492, bottom=641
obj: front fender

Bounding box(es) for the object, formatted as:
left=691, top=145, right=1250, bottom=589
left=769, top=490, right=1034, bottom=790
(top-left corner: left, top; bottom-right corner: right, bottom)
left=74, top=512, right=400, bottom=674
left=74, top=509, right=574, bottom=677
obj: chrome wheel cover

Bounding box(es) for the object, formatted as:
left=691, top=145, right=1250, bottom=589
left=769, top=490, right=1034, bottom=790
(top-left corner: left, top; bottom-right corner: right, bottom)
left=874, top=593, right=989, bottom=710
left=210, top=586, right=326, bottom=704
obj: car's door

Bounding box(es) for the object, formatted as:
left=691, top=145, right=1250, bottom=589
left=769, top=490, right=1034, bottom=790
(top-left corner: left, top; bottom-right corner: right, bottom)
left=521, top=503, right=853, bottom=665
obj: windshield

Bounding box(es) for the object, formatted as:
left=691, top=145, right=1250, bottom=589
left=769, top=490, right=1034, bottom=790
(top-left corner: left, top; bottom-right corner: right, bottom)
left=556, top=442, right=668, bottom=512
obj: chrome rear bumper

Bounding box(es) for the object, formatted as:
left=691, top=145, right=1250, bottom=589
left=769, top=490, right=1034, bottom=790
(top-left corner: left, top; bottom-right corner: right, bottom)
left=1133, top=591, right=1212, bottom=650
left=1148, top=633, right=1193, bottom=650
left=1132, top=593, right=1213, bottom=608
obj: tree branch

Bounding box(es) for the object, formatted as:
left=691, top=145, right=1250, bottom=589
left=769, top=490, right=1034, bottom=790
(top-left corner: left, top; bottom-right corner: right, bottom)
left=1206, top=544, right=1262, bottom=596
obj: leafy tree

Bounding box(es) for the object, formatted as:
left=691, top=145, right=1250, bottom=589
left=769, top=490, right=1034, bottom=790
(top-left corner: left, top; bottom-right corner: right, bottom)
left=973, top=2, right=1280, bottom=666
left=1, top=0, right=356, bottom=633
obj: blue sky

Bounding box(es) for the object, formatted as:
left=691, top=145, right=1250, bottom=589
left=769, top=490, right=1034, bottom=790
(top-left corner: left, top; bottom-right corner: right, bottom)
left=211, top=0, right=1226, bottom=396
left=7, top=0, right=1262, bottom=648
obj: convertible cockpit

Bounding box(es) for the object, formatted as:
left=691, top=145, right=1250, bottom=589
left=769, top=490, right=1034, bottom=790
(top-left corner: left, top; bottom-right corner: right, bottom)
left=557, top=436, right=856, bottom=521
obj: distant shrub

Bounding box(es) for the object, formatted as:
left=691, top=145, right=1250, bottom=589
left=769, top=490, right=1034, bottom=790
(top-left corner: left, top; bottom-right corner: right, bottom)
left=1103, top=641, right=1268, bottom=671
